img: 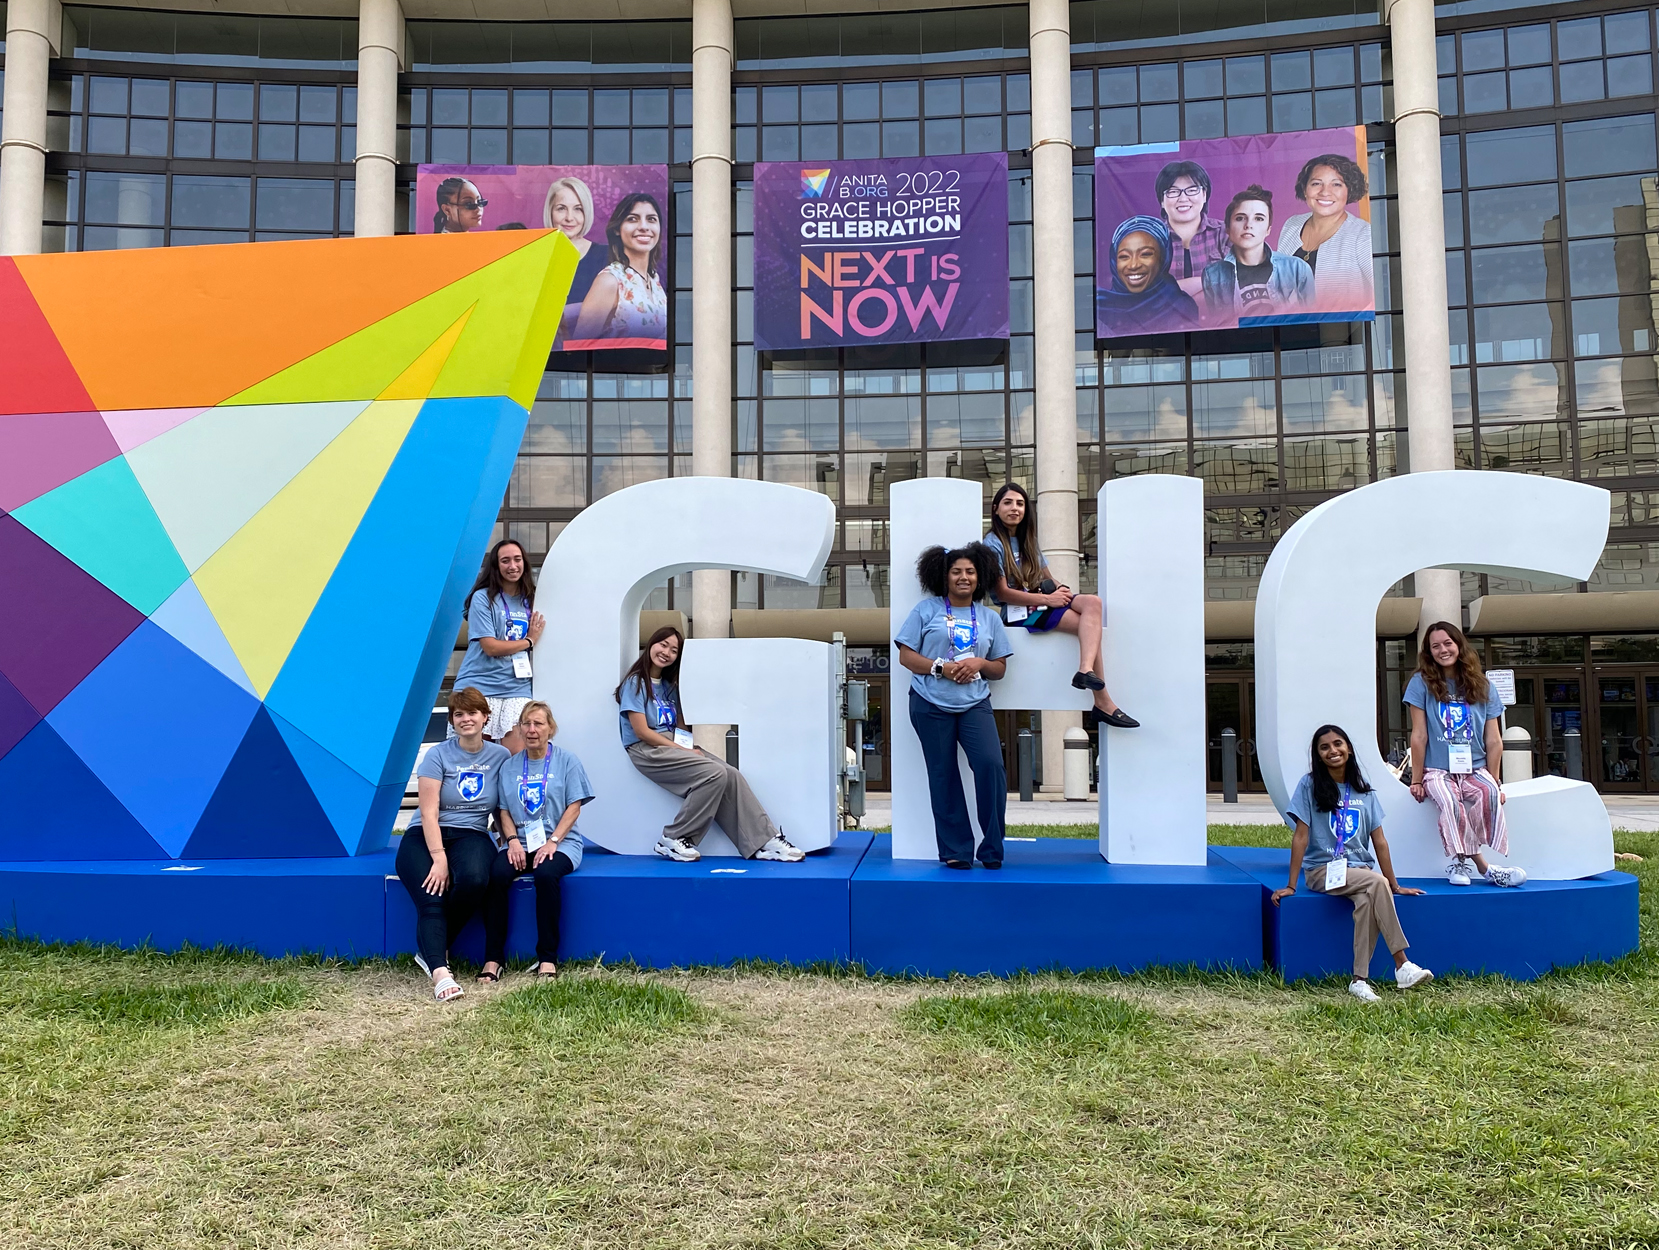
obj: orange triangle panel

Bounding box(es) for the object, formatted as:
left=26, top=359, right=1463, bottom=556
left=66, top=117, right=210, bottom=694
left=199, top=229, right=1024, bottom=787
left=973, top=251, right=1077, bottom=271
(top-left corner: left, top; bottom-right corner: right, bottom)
left=0, top=258, right=95, bottom=416
left=12, top=233, right=545, bottom=413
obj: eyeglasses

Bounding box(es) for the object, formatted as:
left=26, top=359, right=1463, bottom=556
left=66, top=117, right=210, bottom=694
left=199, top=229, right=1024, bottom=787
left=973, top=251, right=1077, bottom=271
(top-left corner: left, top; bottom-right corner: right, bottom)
left=450, top=197, right=488, bottom=210
left=1161, top=185, right=1204, bottom=201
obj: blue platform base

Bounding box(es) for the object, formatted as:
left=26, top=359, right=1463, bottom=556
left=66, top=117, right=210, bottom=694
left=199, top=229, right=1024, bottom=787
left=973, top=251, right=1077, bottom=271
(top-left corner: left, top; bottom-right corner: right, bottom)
left=385, top=832, right=874, bottom=969
left=848, top=835, right=1264, bottom=976
left=0, top=852, right=394, bottom=959
left=1213, top=846, right=1640, bottom=981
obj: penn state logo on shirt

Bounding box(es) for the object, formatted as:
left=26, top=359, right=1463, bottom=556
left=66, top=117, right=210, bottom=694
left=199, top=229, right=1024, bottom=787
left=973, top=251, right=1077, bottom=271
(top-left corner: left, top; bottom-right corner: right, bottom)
left=1440, top=702, right=1471, bottom=739
left=1330, top=806, right=1361, bottom=841
left=456, top=771, right=485, bottom=802
left=520, top=779, right=545, bottom=814
left=504, top=615, right=528, bottom=642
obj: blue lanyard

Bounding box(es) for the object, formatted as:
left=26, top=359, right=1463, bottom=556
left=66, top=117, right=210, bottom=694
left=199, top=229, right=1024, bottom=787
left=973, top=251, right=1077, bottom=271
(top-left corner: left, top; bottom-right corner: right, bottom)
left=1330, top=784, right=1353, bottom=854
left=519, top=750, right=554, bottom=815
left=944, top=603, right=978, bottom=655
left=651, top=684, right=678, bottom=729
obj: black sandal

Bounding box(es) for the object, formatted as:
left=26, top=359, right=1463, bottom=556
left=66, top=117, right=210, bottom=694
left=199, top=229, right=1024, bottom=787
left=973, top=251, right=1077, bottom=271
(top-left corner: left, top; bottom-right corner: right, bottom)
left=475, top=966, right=502, bottom=984
left=943, top=859, right=973, bottom=870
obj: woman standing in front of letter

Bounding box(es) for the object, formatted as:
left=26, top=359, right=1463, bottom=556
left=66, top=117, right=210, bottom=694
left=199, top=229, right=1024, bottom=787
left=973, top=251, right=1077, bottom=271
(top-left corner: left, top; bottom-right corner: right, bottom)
left=896, top=543, right=1014, bottom=869
left=985, top=483, right=1137, bottom=729
left=618, top=625, right=805, bottom=864
left=1405, top=621, right=1527, bottom=888
left=1273, top=724, right=1433, bottom=1003
left=454, top=539, right=544, bottom=755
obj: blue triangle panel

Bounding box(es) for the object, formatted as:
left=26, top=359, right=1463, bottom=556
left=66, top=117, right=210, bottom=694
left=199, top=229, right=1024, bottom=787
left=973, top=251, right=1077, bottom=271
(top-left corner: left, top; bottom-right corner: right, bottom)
left=47, top=620, right=260, bottom=858
left=0, top=668, right=42, bottom=762
left=182, top=706, right=348, bottom=859
left=0, top=720, right=166, bottom=860
left=149, top=579, right=256, bottom=696
left=266, top=707, right=381, bottom=855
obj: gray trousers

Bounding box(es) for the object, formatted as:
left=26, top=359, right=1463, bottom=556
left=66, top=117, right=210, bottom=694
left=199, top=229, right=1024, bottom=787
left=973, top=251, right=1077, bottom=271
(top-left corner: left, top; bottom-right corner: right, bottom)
left=626, top=743, right=780, bottom=858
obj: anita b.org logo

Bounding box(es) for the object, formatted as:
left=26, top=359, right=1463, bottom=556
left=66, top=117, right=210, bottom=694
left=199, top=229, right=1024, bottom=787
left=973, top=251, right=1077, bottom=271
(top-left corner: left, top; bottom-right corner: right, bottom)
left=800, top=169, right=831, bottom=198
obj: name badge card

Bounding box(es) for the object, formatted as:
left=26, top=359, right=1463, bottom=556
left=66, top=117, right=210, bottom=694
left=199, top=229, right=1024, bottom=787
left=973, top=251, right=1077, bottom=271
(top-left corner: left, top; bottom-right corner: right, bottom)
left=512, top=651, right=533, bottom=680
left=1324, top=856, right=1348, bottom=889
left=522, top=819, right=547, bottom=852
left=1447, top=743, right=1473, bottom=774
left=1005, top=605, right=1029, bottom=624
left=673, top=728, right=695, bottom=749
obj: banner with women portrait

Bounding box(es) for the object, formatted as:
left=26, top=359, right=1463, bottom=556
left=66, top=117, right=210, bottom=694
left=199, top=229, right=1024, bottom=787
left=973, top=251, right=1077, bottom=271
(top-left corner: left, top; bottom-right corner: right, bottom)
left=1093, top=126, right=1374, bottom=339
left=417, top=163, right=670, bottom=351
left=751, top=153, right=1009, bottom=352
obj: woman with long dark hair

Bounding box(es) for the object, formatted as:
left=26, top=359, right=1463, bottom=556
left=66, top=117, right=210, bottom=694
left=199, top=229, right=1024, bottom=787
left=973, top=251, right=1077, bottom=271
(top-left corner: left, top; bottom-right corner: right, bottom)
left=569, top=192, right=668, bottom=347
left=985, top=483, right=1136, bottom=728
left=1272, top=723, right=1431, bottom=1003
left=1405, top=621, right=1525, bottom=887
left=615, top=625, right=803, bottom=863
left=453, top=538, right=544, bottom=753
left=895, top=542, right=1014, bottom=868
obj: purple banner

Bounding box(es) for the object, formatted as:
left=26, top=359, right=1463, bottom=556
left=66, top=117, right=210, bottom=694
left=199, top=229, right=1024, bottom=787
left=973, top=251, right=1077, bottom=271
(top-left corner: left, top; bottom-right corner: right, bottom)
left=417, top=163, right=669, bottom=351
left=1094, top=127, right=1375, bottom=339
left=753, top=153, right=1009, bottom=352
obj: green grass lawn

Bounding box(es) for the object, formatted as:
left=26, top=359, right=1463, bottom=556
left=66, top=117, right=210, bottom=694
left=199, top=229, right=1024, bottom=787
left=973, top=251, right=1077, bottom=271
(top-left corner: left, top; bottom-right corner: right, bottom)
left=2, top=828, right=1654, bottom=1249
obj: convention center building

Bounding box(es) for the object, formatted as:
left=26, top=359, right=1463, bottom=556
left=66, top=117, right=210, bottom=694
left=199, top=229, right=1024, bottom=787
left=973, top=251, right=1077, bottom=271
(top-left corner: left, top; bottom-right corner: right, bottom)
left=3, top=0, right=1658, bottom=794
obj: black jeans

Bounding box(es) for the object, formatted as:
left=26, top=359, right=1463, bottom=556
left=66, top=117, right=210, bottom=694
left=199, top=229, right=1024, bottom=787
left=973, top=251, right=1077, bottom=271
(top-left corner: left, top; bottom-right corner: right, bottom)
left=485, top=846, right=576, bottom=965
left=908, top=689, right=1007, bottom=865
left=394, top=827, right=496, bottom=972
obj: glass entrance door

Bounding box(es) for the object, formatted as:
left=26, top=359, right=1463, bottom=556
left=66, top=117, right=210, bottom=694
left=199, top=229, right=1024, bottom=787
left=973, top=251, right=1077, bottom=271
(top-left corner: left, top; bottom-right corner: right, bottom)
left=1206, top=676, right=1261, bottom=792
left=1597, top=673, right=1643, bottom=790
left=1539, top=673, right=1584, bottom=779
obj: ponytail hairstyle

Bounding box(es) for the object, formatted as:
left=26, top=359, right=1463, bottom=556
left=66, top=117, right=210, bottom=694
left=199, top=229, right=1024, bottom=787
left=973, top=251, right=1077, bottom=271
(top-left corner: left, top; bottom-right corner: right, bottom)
left=614, top=625, right=685, bottom=722
left=1416, top=620, right=1489, bottom=705
left=987, top=482, right=1044, bottom=591
left=432, top=177, right=472, bottom=233
left=915, top=541, right=1002, bottom=603
left=1308, top=723, right=1373, bottom=813
left=464, top=538, right=536, bottom=611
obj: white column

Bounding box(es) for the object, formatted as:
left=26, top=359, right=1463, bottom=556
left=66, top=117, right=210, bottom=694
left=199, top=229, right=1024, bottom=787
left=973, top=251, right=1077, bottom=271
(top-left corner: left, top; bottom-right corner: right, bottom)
left=354, top=0, right=404, bottom=238
left=0, top=0, right=62, bottom=256
left=1029, top=0, right=1081, bottom=791
left=1386, top=0, right=1461, bottom=631
left=690, top=0, right=735, bottom=751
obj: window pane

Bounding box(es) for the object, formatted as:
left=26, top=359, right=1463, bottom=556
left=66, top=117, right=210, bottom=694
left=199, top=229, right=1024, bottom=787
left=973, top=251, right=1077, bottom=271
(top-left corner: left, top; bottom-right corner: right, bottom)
left=1470, top=244, right=1557, bottom=303
left=1226, top=56, right=1265, bottom=95
left=85, top=171, right=165, bottom=225
left=1226, top=97, right=1266, bottom=136
left=1139, top=63, right=1178, bottom=102
left=1474, top=302, right=1564, bottom=362
left=171, top=175, right=251, bottom=229
left=1192, top=379, right=1275, bottom=439
left=1103, top=385, right=1186, bottom=441
left=1271, top=94, right=1312, bottom=132
left=1509, top=66, right=1553, bottom=108
left=1563, top=115, right=1658, bottom=179
left=1476, top=362, right=1562, bottom=421
left=1270, top=50, right=1311, bottom=91
left=1281, top=374, right=1368, bottom=433
left=1508, top=24, right=1551, bottom=66
left=1460, top=28, right=1504, bottom=73
left=1557, top=16, right=1603, bottom=61
left=1573, top=295, right=1657, bottom=356
left=1467, top=184, right=1560, bottom=245
left=1565, top=175, right=1652, bottom=236
left=1570, top=238, right=1642, bottom=296
left=131, top=79, right=169, bottom=117
left=1464, top=126, right=1556, bottom=186
left=256, top=178, right=334, bottom=232
left=260, top=83, right=298, bottom=122
left=1184, top=60, right=1223, bottom=99
left=1559, top=61, right=1605, bottom=104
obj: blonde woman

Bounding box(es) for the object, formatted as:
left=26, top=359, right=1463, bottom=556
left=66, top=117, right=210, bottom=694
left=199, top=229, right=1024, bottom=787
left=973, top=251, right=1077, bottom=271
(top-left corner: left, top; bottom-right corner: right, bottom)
left=543, top=176, right=609, bottom=344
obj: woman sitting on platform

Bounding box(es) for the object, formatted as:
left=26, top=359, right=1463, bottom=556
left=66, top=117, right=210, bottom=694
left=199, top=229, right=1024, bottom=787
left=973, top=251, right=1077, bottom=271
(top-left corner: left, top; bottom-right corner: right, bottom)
left=1405, top=621, right=1527, bottom=888
left=617, top=625, right=805, bottom=864
left=395, top=686, right=510, bottom=1002
left=985, top=482, right=1137, bottom=729
left=478, top=701, right=593, bottom=983
left=896, top=542, right=1014, bottom=869
left=1273, top=723, right=1433, bottom=1003
left=454, top=538, right=544, bottom=754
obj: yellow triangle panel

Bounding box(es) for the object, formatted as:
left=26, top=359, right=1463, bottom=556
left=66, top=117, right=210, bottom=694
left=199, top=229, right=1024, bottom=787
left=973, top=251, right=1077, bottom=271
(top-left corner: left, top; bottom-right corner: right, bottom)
left=227, top=232, right=578, bottom=412
left=378, top=306, right=475, bottom=401
left=194, top=399, right=423, bottom=696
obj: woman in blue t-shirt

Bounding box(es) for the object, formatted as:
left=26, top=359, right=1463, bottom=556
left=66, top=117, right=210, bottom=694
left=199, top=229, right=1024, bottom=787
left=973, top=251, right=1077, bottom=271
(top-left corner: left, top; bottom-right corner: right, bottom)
left=1404, top=621, right=1526, bottom=888
left=479, top=701, right=593, bottom=982
left=895, top=542, right=1015, bottom=868
left=1273, top=723, right=1432, bottom=1003
left=985, top=483, right=1137, bottom=729
left=394, top=686, right=510, bottom=1002
left=615, top=625, right=804, bottom=864
left=454, top=539, right=545, bottom=754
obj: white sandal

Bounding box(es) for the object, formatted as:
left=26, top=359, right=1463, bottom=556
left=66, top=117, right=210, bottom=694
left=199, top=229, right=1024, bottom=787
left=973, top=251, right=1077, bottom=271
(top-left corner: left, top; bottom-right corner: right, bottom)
left=432, top=975, right=464, bottom=1003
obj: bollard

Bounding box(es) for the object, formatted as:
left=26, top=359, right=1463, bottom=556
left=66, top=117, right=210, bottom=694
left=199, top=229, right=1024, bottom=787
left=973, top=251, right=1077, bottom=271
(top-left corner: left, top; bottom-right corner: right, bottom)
left=1502, top=725, right=1533, bottom=783
left=1221, top=727, right=1238, bottom=803
left=725, top=726, right=739, bottom=768
left=1564, top=728, right=1582, bottom=780
left=1017, top=728, right=1034, bottom=802
left=1063, top=727, right=1092, bottom=800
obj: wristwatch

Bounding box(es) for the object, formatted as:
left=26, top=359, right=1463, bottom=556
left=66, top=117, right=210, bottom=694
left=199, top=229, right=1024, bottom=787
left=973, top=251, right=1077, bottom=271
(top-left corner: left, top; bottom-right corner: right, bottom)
left=930, top=657, right=945, bottom=677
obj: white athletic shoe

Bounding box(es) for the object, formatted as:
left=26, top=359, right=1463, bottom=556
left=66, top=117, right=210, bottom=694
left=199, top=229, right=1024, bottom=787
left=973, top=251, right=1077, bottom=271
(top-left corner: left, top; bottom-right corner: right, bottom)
left=754, top=834, right=805, bottom=862
left=1395, top=961, right=1435, bottom=990
left=1485, top=864, right=1527, bottom=888
left=1349, top=980, right=1381, bottom=1003
left=1444, top=859, right=1473, bottom=887
left=654, top=835, right=702, bottom=862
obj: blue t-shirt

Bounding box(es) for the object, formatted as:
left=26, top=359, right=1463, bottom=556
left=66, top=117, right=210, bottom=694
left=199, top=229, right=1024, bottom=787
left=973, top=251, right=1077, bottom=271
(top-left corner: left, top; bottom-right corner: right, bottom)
left=499, top=745, right=594, bottom=869
left=983, top=531, right=1046, bottom=600
left=619, top=676, right=684, bottom=747
left=895, top=597, right=1013, bottom=712
left=1285, top=773, right=1383, bottom=870
left=1404, top=671, right=1504, bottom=772
left=409, top=737, right=510, bottom=833
left=453, top=589, right=532, bottom=698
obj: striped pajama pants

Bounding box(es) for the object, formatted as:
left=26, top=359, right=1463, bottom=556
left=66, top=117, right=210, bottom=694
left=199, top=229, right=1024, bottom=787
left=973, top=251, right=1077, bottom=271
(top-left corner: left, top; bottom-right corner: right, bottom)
left=1423, top=767, right=1508, bottom=858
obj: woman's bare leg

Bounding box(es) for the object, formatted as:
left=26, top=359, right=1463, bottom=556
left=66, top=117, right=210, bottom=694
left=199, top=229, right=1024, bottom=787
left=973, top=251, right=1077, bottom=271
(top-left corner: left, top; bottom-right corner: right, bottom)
left=1053, top=597, right=1120, bottom=715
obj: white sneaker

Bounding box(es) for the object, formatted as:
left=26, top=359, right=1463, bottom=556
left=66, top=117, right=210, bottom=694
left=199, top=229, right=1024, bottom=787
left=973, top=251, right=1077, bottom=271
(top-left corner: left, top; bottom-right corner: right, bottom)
left=755, top=834, right=805, bottom=862
left=1485, top=864, right=1527, bottom=888
left=654, top=835, right=701, bottom=862
left=1445, top=859, right=1472, bottom=886
left=1349, top=980, right=1380, bottom=1003
left=1395, top=961, right=1434, bottom=990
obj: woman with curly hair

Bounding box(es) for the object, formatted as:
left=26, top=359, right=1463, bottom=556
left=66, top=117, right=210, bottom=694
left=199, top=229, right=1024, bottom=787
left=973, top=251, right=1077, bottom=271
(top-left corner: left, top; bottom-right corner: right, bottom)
left=1276, top=153, right=1375, bottom=313
left=1404, top=621, right=1526, bottom=888
left=895, top=542, right=1014, bottom=869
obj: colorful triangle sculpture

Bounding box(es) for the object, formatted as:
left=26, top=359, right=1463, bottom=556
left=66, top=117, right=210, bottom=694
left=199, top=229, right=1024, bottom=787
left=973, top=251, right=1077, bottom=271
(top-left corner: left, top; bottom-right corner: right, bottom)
left=0, top=231, right=576, bottom=860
